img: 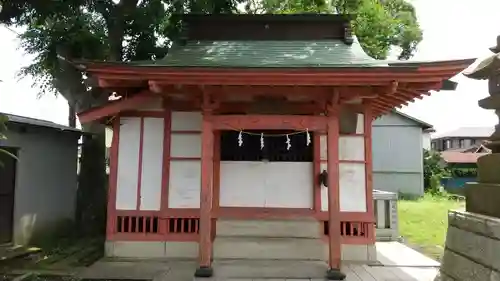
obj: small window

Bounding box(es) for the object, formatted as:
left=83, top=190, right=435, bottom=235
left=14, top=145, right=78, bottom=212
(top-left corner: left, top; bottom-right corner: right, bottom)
left=445, top=140, right=452, bottom=150
left=459, top=139, right=465, bottom=148
left=471, top=139, right=476, bottom=145
left=431, top=142, right=436, bottom=150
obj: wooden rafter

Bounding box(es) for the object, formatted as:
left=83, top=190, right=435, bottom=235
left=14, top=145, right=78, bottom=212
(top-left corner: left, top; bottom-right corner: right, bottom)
left=77, top=90, right=154, bottom=123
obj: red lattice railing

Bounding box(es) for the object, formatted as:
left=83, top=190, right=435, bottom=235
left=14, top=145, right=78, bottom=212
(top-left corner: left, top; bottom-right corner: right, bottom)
left=110, top=214, right=371, bottom=244
left=111, top=214, right=200, bottom=241
left=116, top=215, right=160, bottom=234
left=323, top=221, right=373, bottom=243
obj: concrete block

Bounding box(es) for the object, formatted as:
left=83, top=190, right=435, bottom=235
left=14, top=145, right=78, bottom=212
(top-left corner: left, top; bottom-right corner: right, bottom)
left=441, top=249, right=491, bottom=281
left=164, top=241, right=198, bottom=258
left=340, top=245, right=369, bottom=262
left=321, top=244, right=376, bottom=262
left=477, top=154, right=500, bottom=183
left=445, top=226, right=491, bottom=267
left=104, top=240, right=115, bottom=257
left=111, top=241, right=165, bottom=258
left=216, top=219, right=321, bottom=238
left=465, top=182, right=500, bottom=218
left=214, top=237, right=324, bottom=260
left=448, top=211, right=489, bottom=237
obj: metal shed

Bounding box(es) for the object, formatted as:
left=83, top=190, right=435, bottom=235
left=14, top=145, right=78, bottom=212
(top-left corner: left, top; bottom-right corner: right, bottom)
left=372, top=111, right=433, bottom=196
left=0, top=113, right=81, bottom=245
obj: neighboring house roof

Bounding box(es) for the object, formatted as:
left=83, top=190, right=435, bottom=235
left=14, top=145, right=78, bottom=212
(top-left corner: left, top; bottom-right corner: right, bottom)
left=2, top=112, right=81, bottom=133
left=392, top=110, right=435, bottom=131
left=447, top=143, right=492, bottom=153
left=441, top=151, right=490, bottom=164
left=433, top=127, right=494, bottom=139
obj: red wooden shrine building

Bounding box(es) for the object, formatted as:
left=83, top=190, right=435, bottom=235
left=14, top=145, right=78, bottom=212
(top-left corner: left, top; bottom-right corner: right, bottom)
left=76, top=14, right=473, bottom=280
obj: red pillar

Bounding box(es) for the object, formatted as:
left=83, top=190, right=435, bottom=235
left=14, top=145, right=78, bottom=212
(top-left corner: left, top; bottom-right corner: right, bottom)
left=326, top=107, right=346, bottom=280
left=195, top=112, right=214, bottom=278
left=106, top=117, right=120, bottom=240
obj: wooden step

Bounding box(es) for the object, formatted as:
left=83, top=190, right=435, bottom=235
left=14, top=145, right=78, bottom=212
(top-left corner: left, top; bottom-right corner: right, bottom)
left=213, top=236, right=325, bottom=260
left=210, top=259, right=328, bottom=279
left=216, top=218, right=322, bottom=238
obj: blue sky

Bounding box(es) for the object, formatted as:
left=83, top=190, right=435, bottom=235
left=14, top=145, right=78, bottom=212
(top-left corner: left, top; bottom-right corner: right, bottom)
left=0, top=0, right=499, bottom=134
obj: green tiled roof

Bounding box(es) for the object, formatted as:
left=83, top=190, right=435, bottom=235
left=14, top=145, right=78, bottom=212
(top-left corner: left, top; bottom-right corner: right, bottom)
left=137, top=39, right=388, bottom=68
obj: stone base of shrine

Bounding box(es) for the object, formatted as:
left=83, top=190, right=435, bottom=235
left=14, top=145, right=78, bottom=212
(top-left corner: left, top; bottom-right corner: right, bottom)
left=439, top=210, right=500, bottom=281
left=465, top=182, right=500, bottom=218
left=105, top=241, right=198, bottom=259
left=104, top=241, right=376, bottom=262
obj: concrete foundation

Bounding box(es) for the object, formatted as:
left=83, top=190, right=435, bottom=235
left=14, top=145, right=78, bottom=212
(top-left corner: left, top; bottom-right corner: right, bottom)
left=439, top=210, right=500, bottom=281
left=105, top=241, right=198, bottom=258
left=106, top=218, right=376, bottom=263
left=105, top=240, right=376, bottom=263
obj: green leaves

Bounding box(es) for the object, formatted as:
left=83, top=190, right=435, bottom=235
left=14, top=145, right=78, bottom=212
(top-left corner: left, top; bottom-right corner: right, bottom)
left=0, top=113, right=18, bottom=161
left=258, top=0, right=423, bottom=60
left=350, top=0, right=422, bottom=60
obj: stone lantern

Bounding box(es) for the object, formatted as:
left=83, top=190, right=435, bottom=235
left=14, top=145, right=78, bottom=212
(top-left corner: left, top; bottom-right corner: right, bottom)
left=438, top=35, right=500, bottom=281
left=463, top=35, right=500, bottom=217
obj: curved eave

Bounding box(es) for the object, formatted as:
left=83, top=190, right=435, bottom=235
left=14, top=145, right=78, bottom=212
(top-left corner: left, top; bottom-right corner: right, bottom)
left=79, top=59, right=474, bottom=85
left=77, top=58, right=474, bottom=118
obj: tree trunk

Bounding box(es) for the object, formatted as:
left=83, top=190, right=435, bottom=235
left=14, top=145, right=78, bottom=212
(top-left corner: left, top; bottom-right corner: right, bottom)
left=76, top=120, right=108, bottom=236
left=68, top=101, right=77, bottom=128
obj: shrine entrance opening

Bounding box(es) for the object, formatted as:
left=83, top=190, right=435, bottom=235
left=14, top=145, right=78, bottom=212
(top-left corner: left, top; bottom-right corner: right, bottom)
left=219, top=130, right=315, bottom=211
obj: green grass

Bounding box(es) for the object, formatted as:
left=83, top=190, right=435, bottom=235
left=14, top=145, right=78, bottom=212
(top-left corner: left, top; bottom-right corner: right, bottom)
left=398, top=193, right=465, bottom=261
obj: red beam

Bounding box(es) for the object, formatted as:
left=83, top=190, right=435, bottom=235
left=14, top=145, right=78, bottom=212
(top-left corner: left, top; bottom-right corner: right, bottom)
left=77, top=91, right=154, bottom=123
left=210, top=115, right=327, bottom=131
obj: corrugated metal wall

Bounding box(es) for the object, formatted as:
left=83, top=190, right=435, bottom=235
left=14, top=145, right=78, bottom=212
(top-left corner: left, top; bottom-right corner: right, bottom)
left=372, top=113, right=424, bottom=195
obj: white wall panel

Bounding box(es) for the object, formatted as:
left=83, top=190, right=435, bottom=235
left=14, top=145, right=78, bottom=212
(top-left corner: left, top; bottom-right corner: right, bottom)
left=339, top=136, right=365, bottom=161
left=339, top=163, right=366, bottom=212
left=264, top=162, right=313, bottom=208
left=320, top=163, right=328, bottom=211
left=171, top=111, right=202, bottom=131
left=170, top=134, right=201, bottom=158
left=168, top=161, right=201, bottom=208
left=220, top=162, right=313, bottom=208
left=355, top=113, right=364, bottom=134
left=320, top=163, right=367, bottom=212
left=320, top=135, right=365, bottom=161
left=220, top=162, right=265, bottom=207
left=140, top=118, right=164, bottom=210
left=116, top=117, right=141, bottom=210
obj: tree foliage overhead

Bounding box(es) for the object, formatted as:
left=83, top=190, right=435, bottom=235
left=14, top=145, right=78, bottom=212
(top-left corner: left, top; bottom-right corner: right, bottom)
left=246, top=0, right=423, bottom=59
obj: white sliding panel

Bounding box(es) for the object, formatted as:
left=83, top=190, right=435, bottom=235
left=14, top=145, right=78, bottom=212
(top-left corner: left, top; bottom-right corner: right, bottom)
left=264, top=162, right=313, bottom=208
left=116, top=117, right=141, bottom=210
left=140, top=117, right=164, bottom=210
left=220, top=161, right=266, bottom=207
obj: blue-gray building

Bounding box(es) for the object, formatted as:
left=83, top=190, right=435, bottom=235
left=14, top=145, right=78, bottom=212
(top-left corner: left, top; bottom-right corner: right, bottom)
left=0, top=113, right=81, bottom=245
left=372, top=111, right=433, bottom=196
